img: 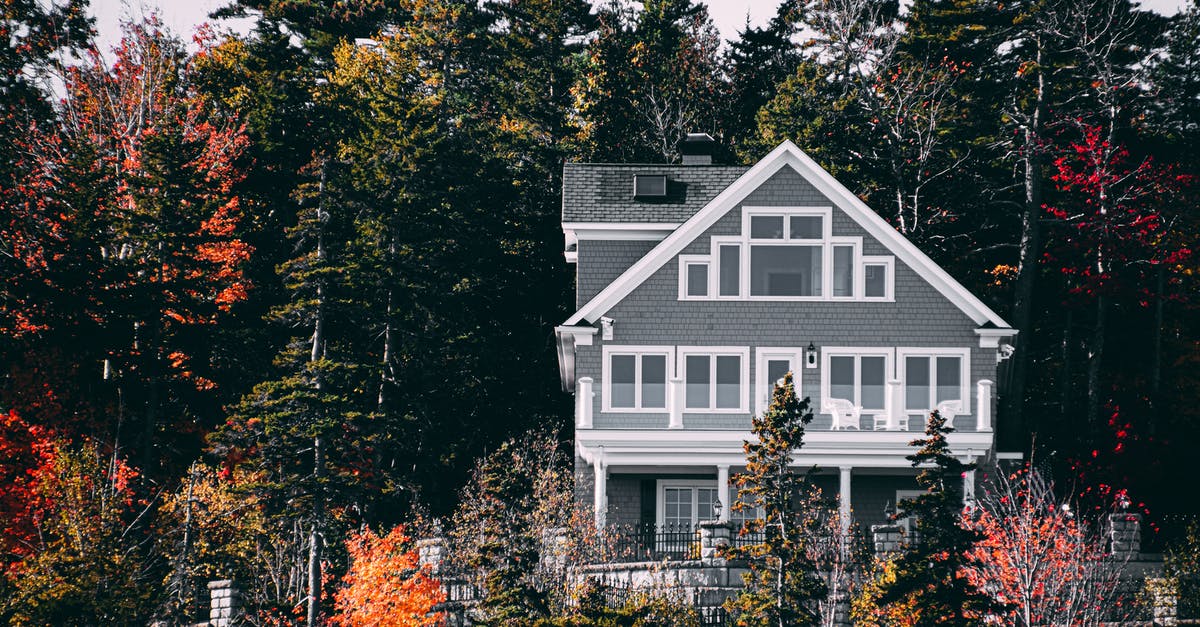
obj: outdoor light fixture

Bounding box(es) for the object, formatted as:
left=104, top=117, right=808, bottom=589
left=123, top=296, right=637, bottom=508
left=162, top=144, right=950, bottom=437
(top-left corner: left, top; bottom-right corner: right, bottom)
left=599, top=317, right=614, bottom=341
left=805, top=342, right=818, bottom=369
left=712, top=499, right=723, bottom=521
left=883, top=500, right=895, bottom=521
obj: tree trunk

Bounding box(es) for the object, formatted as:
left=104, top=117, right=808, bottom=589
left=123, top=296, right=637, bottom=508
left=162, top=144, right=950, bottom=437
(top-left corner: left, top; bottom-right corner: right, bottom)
left=1085, top=296, right=1107, bottom=432
left=1150, top=264, right=1164, bottom=436
left=1001, top=36, right=1046, bottom=449
left=306, top=161, right=329, bottom=627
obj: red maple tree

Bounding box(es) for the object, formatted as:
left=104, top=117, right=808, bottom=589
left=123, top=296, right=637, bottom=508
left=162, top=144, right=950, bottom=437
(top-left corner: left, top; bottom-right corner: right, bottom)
left=331, top=525, right=445, bottom=627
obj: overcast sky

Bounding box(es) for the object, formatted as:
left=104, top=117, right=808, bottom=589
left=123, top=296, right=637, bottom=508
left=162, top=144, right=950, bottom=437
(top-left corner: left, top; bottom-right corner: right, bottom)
left=89, top=0, right=1187, bottom=54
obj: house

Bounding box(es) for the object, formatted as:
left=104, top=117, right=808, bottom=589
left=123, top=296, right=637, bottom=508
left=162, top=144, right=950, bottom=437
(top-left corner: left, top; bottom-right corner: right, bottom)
left=554, top=134, right=1017, bottom=538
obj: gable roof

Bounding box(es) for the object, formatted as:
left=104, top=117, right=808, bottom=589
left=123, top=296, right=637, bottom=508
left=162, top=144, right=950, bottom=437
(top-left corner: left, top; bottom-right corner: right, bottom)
left=562, top=140, right=1012, bottom=329
left=563, top=163, right=748, bottom=223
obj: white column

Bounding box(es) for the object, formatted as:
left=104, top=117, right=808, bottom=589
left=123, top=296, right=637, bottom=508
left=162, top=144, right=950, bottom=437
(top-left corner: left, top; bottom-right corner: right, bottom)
left=885, top=379, right=903, bottom=430
left=964, top=468, right=977, bottom=506
left=668, top=377, right=684, bottom=429
left=717, top=465, right=731, bottom=522
left=576, top=377, right=593, bottom=429
left=593, top=456, right=607, bottom=530
left=976, top=379, right=993, bottom=431
left=839, top=466, right=852, bottom=535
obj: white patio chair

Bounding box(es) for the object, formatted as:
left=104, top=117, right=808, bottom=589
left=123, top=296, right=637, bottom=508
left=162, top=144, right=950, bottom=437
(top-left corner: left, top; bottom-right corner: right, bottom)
left=934, top=400, right=964, bottom=429
left=826, top=398, right=862, bottom=430
left=872, top=412, right=908, bottom=431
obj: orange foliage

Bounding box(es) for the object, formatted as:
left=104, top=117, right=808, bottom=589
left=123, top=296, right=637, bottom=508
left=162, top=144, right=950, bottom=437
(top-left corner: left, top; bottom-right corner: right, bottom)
left=331, top=526, right=445, bottom=627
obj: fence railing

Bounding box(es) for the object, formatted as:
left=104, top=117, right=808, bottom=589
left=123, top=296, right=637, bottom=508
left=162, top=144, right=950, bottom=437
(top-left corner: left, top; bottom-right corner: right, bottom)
left=601, top=522, right=701, bottom=562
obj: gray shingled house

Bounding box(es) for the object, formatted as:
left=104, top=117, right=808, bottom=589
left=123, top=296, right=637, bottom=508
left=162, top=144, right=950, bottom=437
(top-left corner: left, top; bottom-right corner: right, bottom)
left=554, top=135, right=1017, bottom=538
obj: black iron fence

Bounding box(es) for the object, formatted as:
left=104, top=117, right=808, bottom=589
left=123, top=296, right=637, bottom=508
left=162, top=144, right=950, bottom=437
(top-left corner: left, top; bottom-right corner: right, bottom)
left=584, top=577, right=730, bottom=625
left=601, top=522, right=702, bottom=562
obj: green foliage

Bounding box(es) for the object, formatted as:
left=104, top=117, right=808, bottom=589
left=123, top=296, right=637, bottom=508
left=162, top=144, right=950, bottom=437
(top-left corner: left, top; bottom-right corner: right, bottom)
left=726, top=372, right=826, bottom=626
left=1165, top=520, right=1200, bottom=618
left=872, top=411, right=996, bottom=625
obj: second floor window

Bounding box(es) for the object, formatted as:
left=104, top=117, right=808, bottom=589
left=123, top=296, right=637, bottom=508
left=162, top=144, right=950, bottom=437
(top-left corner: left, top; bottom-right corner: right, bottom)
left=900, top=350, right=968, bottom=412
left=680, top=347, right=749, bottom=412
left=603, top=347, right=672, bottom=412
left=822, top=349, right=891, bottom=413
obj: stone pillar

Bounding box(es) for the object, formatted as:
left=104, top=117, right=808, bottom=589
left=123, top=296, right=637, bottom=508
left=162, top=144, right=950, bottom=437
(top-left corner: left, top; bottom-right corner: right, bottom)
left=668, top=377, right=684, bottom=429
left=871, top=524, right=904, bottom=557
left=417, top=537, right=446, bottom=575
left=1109, top=513, right=1142, bottom=559
left=717, top=465, right=731, bottom=522
left=540, top=527, right=569, bottom=572
left=1146, top=577, right=1178, bottom=626
left=838, top=466, right=852, bottom=535
left=699, top=520, right=734, bottom=564
left=976, top=379, right=993, bottom=431
left=576, top=377, right=593, bottom=429
left=885, top=380, right=903, bottom=430
left=207, top=579, right=241, bottom=627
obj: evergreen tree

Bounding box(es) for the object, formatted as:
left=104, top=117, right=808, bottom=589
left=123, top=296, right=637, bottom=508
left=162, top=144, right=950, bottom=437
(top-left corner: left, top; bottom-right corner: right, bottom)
left=874, top=410, right=997, bottom=625
left=726, top=372, right=826, bottom=626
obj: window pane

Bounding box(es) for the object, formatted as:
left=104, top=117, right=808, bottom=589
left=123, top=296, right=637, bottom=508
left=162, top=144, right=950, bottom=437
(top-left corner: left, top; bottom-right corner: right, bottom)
left=830, top=356, right=855, bottom=401
left=686, top=263, right=708, bottom=297
left=833, top=245, right=854, bottom=297
left=906, top=356, right=930, bottom=410
left=698, top=488, right=718, bottom=521
left=767, top=359, right=790, bottom=392
left=665, top=488, right=691, bottom=525
left=749, top=245, right=822, bottom=296
left=790, top=215, right=823, bottom=239
left=861, top=356, right=886, bottom=410
left=716, top=355, right=741, bottom=408
left=936, top=356, right=962, bottom=403
left=642, top=355, right=667, bottom=408
left=750, top=215, right=784, bottom=239
left=865, top=264, right=886, bottom=298
left=686, top=355, right=711, bottom=408
left=611, top=355, right=635, bottom=408
left=719, top=245, right=740, bottom=296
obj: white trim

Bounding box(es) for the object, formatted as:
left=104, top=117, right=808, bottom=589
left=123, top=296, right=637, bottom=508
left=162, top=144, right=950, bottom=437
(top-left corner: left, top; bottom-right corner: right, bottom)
left=656, top=479, right=720, bottom=528
left=755, top=348, right=804, bottom=417
left=975, top=327, right=1019, bottom=348
left=677, top=346, right=751, bottom=413
left=678, top=255, right=711, bottom=300
left=554, top=325, right=598, bottom=392
left=820, top=347, right=894, bottom=414
left=562, top=140, right=1011, bottom=328
left=995, top=451, right=1025, bottom=460
left=712, top=237, right=742, bottom=299
left=896, top=348, right=972, bottom=418
left=601, top=345, right=675, bottom=413
left=562, top=222, right=679, bottom=261
left=860, top=255, right=895, bottom=301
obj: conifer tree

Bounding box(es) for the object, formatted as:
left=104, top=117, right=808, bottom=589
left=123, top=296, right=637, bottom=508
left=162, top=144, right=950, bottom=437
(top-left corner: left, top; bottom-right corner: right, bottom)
left=874, top=410, right=996, bottom=625
left=727, top=372, right=826, bottom=626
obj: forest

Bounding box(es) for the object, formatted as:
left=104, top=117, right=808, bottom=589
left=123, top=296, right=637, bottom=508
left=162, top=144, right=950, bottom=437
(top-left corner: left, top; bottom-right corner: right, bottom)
left=1, top=0, right=1198, bottom=623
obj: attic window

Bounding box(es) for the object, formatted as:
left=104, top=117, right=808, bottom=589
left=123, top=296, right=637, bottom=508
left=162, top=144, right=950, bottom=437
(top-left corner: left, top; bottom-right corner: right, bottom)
left=633, top=174, right=667, bottom=198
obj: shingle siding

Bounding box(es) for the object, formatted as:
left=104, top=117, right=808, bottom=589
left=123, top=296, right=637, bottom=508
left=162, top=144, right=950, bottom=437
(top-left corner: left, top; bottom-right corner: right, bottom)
left=575, top=167, right=998, bottom=431
left=577, top=240, right=657, bottom=308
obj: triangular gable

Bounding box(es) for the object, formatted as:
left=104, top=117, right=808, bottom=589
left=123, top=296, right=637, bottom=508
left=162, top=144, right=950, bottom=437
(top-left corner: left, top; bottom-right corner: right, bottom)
left=563, top=140, right=1011, bottom=329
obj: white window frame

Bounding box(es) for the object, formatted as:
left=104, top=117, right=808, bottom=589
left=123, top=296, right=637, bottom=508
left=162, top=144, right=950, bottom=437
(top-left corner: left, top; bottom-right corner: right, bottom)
left=828, top=238, right=861, bottom=301
left=860, top=255, right=895, bottom=301
left=896, top=347, right=971, bottom=416
left=601, top=345, right=675, bottom=413
left=744, top=207, right=831, bottom=301
left=895, top=489, right=926, bottom=534
left=656, top=479, right=720, bottom=527
left=678, top=255, right=711, bottom=300
left=755, top=348, right=804, bottom=417
left=712, top=236, right=742, bottom=299
left=820, top=347, right=894, bottom=414
left=678, top=346, right=751, bottom=413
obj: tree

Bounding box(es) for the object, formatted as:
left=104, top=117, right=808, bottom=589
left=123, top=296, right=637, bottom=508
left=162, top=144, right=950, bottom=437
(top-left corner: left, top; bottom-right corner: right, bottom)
left=331, top=525, right=445, bottom=627
left=726, top=372, right=826, bottom=626
left=870, top=411, right=997, bottom=625
left=963, top=463, right=1131, bottom=625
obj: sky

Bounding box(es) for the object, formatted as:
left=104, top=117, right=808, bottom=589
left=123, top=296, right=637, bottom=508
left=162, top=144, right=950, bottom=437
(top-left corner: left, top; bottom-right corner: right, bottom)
left=88, top=0, right=1188, bottom=53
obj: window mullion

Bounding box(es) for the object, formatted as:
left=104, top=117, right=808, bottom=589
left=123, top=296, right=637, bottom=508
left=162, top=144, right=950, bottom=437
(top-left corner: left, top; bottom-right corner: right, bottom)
left=634, top=355, right=642, bottom=409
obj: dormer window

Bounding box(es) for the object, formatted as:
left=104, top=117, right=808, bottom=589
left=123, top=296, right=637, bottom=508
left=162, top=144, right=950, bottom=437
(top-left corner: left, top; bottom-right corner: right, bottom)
left=633, top=174, right=667, bottom=198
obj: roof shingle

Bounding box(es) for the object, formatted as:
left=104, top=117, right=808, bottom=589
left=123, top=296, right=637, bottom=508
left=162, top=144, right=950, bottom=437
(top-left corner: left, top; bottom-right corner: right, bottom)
left=562, top=163, right=749, bottom=223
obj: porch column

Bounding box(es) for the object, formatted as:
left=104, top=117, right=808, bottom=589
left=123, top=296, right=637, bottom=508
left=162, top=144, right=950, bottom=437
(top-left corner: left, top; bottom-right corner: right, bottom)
left=576, top=377, right=593, bottom=429
left=668, top=377, right=684, bottom=429
left=717, top=465, right=731, bottom=522
left=963, top=450, right=977, bottom=506
left=593, top=450, right=607, bottom=529
left=885, top=380, right=903, bottom=430
left=839, top=466, right=852, bottom=535
left=976, top=379, right=993, bottom=431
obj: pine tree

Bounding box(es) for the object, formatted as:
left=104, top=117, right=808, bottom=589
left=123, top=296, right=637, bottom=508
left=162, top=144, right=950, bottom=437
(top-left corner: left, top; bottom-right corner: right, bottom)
left=874, top=410, right=996, bottom=625
left=726, top=372, right=826, bottom=626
